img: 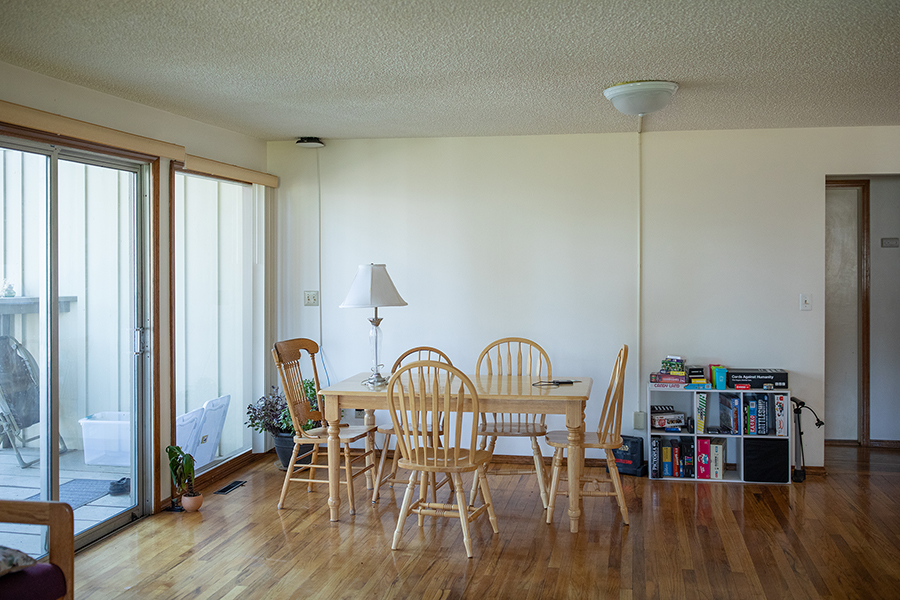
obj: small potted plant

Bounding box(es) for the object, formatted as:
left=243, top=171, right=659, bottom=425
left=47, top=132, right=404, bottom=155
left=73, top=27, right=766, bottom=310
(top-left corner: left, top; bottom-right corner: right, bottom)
left=166, top=445, right=202, bottom=512
left=245, top=384, right=319, bottom=469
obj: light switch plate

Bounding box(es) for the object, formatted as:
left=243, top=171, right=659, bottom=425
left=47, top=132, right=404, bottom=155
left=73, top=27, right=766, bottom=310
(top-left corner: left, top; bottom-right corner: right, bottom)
left=800, top=293, right=812, bottom=311
left=303, top=290, right=319, bottom=306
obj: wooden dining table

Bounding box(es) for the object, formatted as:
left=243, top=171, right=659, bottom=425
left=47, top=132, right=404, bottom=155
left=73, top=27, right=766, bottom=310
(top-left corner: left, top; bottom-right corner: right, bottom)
left=319, top=372, right=594, bottom=533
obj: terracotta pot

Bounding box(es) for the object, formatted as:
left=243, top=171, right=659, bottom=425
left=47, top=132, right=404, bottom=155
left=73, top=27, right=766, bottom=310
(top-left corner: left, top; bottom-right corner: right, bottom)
left=182, top=493, right=203, bottom=512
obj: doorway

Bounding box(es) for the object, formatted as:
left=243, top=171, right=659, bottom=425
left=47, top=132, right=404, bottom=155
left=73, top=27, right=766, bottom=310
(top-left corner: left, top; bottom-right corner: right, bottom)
left=825, top=180, right=869, bottom=446
left=0, top=136, right=150, bottom=554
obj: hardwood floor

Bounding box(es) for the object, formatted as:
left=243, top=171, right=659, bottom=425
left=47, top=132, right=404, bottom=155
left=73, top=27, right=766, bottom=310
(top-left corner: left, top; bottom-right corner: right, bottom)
left=74, top=447, right=900, bottom=599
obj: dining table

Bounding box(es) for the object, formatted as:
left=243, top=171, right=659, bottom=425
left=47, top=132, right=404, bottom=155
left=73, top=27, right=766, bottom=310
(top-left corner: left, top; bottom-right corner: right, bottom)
left=319, top=372, right=594, bottom=533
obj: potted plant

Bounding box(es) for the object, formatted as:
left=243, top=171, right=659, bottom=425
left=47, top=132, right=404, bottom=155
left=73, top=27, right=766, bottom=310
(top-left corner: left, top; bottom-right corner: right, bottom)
left=166, top=445, right=202, bottom=512
left=245, top=384, right=319, bottom=469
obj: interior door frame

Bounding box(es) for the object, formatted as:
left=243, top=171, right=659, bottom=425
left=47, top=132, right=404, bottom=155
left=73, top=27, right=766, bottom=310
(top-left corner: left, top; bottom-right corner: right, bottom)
left=825, top=179, right=870, bottom=447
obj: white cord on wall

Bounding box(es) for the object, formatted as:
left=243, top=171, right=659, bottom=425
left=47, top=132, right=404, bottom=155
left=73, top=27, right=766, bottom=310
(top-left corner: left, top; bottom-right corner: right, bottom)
left=636, top=118, right=644, bottom=422
left=315, top=149, right=331, bottom=386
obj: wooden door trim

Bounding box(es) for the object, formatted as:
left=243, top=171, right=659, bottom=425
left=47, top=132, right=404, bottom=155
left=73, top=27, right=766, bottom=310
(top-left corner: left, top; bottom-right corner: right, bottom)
left=826, top=180, right=870, bottom=446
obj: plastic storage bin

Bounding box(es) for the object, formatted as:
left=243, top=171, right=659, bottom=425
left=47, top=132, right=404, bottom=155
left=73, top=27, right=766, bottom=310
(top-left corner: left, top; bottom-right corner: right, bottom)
left=78, top=412, right=131, bottom=466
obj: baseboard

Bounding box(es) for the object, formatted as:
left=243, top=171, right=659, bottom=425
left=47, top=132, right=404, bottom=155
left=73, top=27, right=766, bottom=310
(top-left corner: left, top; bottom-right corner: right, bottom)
left=490, top=453, right=607, bottom=468
left=158, top=451, right=263, bottom=513
left=193, top=450, right=260, bottom=493
left=374, top=450, right=608, bottom=469
left=869, top=440, right=900, bottom=449
left=794, top=465, right=827, bottom=477
left=824, top=439, right=900, bottom=449
left=825, top=439, right=860, bottom=447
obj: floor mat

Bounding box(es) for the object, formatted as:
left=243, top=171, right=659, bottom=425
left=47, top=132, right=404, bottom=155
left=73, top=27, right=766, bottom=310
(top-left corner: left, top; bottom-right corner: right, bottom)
left=25, top=479, right=113, bottom=509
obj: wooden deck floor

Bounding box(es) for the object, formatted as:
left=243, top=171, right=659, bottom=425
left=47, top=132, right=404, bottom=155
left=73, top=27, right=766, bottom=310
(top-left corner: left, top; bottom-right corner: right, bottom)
left=74, top=447, right=900, bottom=599
left=0, top=447, right=131, bottom=551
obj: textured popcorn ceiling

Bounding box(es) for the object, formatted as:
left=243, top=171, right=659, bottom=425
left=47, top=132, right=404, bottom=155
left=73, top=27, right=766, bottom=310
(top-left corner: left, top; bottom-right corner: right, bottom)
left=0, top=0, right=898, bottom=140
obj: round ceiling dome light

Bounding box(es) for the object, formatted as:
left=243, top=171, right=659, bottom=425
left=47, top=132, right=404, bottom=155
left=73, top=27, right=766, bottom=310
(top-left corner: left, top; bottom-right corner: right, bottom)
left=296, top=137, right=325, bottom=148
left=603, top=80, right=678, bottom=116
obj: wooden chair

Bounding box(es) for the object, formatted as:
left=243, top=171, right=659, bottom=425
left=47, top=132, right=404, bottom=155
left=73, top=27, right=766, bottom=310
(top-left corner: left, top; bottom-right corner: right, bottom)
left=388, top=361, right=499, bottom=558
left=0, top=500, right=74, bottom=600
left=545, top=344, right=629, bottom=525
left=272, top=338, right=376, bottom=515
left=372, top=346, right=454, bottom=503
left=470, top=337, right=552, bottom=508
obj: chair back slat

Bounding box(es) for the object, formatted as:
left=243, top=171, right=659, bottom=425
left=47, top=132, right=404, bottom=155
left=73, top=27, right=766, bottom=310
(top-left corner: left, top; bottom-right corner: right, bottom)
left=272, top=338, right=323, bottom=438
left=475, top=337, right=551, bottom=427
left=388, top=361, right=479, bottom=469
left=391, top=346, right=453, bottom=373
left=597, top=345, right=628, bottom=446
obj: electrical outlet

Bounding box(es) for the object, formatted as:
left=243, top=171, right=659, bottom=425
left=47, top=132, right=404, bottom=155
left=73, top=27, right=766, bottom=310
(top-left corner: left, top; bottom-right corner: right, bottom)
left=303, top=290, right=319, bottom=306
left=633, top=411, right=646, bottom=430
left=355, top=409, right=365, bottom=419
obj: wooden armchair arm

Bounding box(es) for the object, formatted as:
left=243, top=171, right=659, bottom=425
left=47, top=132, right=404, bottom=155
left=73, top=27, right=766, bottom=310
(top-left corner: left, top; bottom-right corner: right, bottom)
left=0, top=500, right=74, bottom=600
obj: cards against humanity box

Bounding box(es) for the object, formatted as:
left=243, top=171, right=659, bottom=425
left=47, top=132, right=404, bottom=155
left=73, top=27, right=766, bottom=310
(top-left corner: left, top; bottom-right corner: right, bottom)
left=726, top=368, right=788, bottom=389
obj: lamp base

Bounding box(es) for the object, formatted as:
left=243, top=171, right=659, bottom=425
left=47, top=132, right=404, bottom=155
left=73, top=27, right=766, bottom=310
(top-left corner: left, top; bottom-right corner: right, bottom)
left=364, top=372, right=388, bottom=388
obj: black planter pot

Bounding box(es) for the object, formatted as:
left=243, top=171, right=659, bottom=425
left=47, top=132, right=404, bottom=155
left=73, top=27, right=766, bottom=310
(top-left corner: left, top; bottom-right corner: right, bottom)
left=273, top=432, right=313, bottom=469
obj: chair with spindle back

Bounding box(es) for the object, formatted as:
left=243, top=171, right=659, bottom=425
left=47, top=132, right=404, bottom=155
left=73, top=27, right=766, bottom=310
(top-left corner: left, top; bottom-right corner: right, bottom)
left=0, top=500, right=74, bottom=600
left=545, top=344, right=629, bottom=525
left=272, top=338, right=376, bottom=515
left=372, top=346, right=454, bottom=503
left=470, top=337, right=553, bottom=508
left=387, top=360, right=499, bottom=558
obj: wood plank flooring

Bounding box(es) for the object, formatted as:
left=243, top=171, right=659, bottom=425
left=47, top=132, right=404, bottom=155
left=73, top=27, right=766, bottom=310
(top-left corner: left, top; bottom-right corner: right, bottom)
left=74, top=447, right=900, bottom=599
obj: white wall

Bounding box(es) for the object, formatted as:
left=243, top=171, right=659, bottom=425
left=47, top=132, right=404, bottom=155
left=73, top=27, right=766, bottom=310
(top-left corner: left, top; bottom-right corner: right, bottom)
left=272, top=134, right=640, bottom=458
left=870, top=176, right=900, bottom=441
left=0, top=61, right=267, bottom=171
left=270, top=126, right=900, bottom=467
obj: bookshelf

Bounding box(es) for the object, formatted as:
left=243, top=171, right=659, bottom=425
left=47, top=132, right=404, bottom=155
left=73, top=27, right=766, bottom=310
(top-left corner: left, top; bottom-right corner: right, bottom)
left=647, top=384, right=792, bottom=484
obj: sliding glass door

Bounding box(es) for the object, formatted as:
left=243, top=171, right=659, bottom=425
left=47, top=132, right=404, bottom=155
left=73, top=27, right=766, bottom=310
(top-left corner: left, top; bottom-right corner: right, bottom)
left=0, top=136, right=149, bottom=554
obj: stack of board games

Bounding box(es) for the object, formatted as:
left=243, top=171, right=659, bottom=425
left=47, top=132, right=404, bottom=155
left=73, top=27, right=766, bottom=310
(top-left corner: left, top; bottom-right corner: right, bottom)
left=774, top=394, right=789, bottom=437
left=662, top=355, right=684, bottom=373
left=650, top=405, right=685, bottom=430
left=651, top=355, right=687, bottom=383
left=718, top=394, right=740, bottom=434
left=697, top=438, right=711, bottom=479
left=710, top=438, right=725, bottom=479
left=687, top=365, right=707, bottom=384
left=696, top=392, right=708, bottom=434
left=696, top=438, right=726, bottom=479
left=650, top=438, right=695, bottom=479
left=650, top=356, right=712, bottom=389
left=742, top=393, right=776, bottom=435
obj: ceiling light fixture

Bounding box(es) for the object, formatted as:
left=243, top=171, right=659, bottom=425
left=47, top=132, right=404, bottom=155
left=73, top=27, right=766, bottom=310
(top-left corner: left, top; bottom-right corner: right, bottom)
left=296, top=137, right=325, bottom=148
left=603, top=81, right=678, bottom=116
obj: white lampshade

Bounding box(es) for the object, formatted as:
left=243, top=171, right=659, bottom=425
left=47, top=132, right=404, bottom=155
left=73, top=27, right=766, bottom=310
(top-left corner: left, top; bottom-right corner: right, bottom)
left=603, top=81, right=678, bottom=116
left=339, top=264, right=407, bottom=308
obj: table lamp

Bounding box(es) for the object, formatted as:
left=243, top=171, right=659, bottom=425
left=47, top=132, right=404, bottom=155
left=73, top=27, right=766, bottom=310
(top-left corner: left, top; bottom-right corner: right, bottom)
left=339, top=263, right=407, bottom=387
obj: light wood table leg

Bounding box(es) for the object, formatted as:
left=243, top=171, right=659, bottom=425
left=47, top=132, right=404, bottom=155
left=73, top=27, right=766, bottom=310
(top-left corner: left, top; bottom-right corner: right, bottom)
left=326, top=402, right=342, bottom=522
left=566, top=402, right=585, bottom=533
